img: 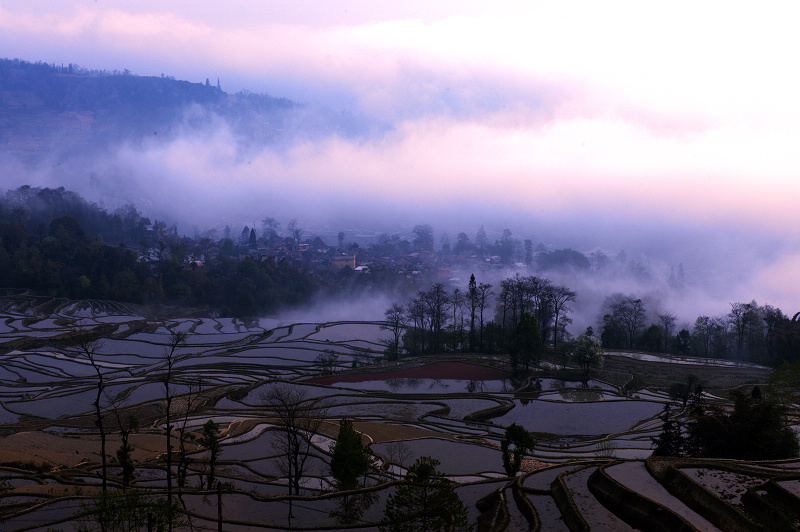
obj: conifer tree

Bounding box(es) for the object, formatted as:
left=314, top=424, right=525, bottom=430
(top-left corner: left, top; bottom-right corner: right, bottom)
left=651, top=405, right=684, bottom=457
left=329, top=419, right=370, bottom=490
left=501, top=423, right=535, bottom=476
left=381, top=456, right=472, bottom=532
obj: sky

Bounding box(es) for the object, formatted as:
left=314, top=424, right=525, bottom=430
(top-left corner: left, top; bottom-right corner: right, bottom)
left=1, top=1, right=799, bottom=319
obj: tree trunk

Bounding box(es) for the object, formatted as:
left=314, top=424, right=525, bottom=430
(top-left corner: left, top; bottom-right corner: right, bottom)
left=95, top=382, right=107, bottom=493
left=165, top=387, right=173, bottom=532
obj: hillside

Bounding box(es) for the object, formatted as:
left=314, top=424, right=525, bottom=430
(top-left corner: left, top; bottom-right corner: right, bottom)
left=0, top=58, right=365, bottom=162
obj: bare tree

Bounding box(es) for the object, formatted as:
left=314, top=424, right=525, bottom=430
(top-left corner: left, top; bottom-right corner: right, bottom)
left=611, top=295, right=646, bottom=349
left=70, top=325, right=108, bottom=492
left=161, top=330, right=187, bottom=530
left=477, top=283, right=493, bottom=352
left=658, top=313, right=677, bottom=353
left=529, top=278, right=554, bottom=344
left=261, top=217, right=281, bottom=243
left=287, top=219, right=303, bottom=247
left=496, top=281, right=512, bottom=349
left=728, top=301, right=759, bottom=356
left=384, top=441, right=413, bottom=479
left=550, top=285, right=577, bottom=349
left=107, top=398, right=139, bottom=492
left=498, top=278, right=517, bottom=332
left=424, top=284, right=450, bottom=353
left=451, top=288, right=465, bottom=352
left=709, top=315, right=729, bottom=357
left=406, top=297, right=426, bottom=355
left=176, top=380, right=204, bottom=497
left=761, top=305, right=783, bottom=362
left=381, top=303, right=407, bottom=360
left=468, top=275, right=478, bottom=351
left=261, top=383, right=329, bottom=497
left=693, top=315, right=713, bottom=357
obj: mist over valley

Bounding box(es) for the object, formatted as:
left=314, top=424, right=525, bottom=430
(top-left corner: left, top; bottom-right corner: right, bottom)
left=1, top=57, right=796, bottom=338
left=2, top=4, right=800, bottom=530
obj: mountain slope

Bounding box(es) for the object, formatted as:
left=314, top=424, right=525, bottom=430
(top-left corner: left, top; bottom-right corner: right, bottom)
left=0, top=58, right=368, bottom=162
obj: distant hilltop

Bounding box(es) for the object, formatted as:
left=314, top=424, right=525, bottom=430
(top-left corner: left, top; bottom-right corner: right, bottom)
left=0, top=58, right=370, bottom=162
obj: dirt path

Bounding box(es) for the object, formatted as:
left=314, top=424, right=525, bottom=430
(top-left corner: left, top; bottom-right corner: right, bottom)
left=308, top=361, right=510, bottom=385
left=0, top=431, right=168, bottom=468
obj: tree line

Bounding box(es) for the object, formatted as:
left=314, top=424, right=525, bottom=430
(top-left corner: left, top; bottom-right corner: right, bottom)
left=599, top=293, right=799, bottom=365
left=386, top=277, right=798, bottom=369
left=0, top=187, right=338, bottom=316
left=3, top=185, right=797, bottom=366
left=653, top=375, right=799, bottom=460
left=384, top=273, right=577, bottom=371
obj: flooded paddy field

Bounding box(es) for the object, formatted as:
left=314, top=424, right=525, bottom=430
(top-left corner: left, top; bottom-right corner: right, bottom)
left=0, top=295, right=790, bottom=531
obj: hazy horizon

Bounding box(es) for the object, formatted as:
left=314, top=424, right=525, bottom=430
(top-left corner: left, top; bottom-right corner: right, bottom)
left=2, top=1, right=798, bottom=321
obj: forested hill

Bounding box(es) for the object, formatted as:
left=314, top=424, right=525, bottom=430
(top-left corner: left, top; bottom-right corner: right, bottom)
left=0, top=58, right=368, bottom=162
left=0, top=185, right=323, bottom=316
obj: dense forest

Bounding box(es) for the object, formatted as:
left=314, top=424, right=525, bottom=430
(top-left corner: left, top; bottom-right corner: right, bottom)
left=0, top=186, right=326, bottom=316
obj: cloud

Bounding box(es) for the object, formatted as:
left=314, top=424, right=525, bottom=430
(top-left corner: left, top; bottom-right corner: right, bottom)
left=6, top=2, right=800, bottom=128
left=738, top=252, right=800, bottom=314
left=2, top=1, right=799, bottom=321
left=26, top=99, right=789, bottom=247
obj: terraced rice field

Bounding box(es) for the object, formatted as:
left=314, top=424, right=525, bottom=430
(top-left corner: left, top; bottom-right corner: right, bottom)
left=0, top=295, right=794, bottom=531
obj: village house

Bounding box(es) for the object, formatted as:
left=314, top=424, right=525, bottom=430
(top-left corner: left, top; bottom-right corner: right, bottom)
left=332, top=254, right=357, bottom=269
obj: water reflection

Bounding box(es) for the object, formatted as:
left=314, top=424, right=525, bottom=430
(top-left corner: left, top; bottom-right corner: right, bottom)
left=329, top=491, right=379, bottom=525
left=609, top=351, right=770, bottom=370
left=558, top=388, right=605, bottom=402
left=386, top=377, right=436, bottom=393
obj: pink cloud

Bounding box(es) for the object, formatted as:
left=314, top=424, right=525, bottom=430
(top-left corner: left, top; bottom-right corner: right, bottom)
left=2, top=1, right=799, bottom=315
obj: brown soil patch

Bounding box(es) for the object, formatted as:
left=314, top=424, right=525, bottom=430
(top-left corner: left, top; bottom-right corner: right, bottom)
left=308, top=419, right=447, bottom=445
left=308, top=361, right=510, bottom=385
left=0, top=431, right=178, bottom=469
left=197, top=418, right=448, bottom=447
left=15, top=484, right=102, bottom=497
left=351, top=421, right=453, bottom=444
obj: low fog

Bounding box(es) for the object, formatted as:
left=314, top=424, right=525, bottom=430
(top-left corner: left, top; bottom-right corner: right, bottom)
left=2, top=1, right=799, bottom=334
left=2, top=100, right=797, bottom=333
